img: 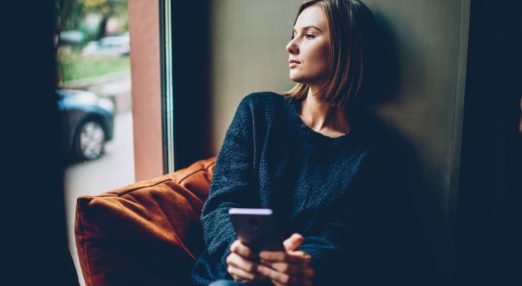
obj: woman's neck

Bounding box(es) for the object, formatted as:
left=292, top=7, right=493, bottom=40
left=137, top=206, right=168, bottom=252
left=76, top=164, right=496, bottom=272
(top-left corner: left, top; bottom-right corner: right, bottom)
left=299, top=88, right=351, bottom=136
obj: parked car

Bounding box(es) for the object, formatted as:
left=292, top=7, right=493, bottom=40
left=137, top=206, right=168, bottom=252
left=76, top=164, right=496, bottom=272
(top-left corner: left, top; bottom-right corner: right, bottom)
left=57, top=89, right=114, bottom=161
left=82, top=33, right=130, bottom=57
left=59, top=30, right=85, bottom=45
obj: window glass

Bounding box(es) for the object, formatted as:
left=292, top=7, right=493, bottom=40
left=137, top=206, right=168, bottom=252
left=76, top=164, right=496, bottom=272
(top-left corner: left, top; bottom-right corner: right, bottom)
left=55, top=0, right=134, bottom=283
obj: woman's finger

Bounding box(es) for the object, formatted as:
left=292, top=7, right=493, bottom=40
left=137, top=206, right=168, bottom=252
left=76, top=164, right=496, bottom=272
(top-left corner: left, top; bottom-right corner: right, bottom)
left=287, top=250, right=311, bottom=259
left=263, top=261, right=301, bottom=274
left=258, top=250, right=286, bottom=262
left=260, top=260, right=315, bottom=279
left=230, top=240, right=257, bottom=259
left=259, top=250, right=307, bottom=263
left=258, top=263, right=314, bottom=286
left=257, top=264, right=293, bottom=285
left=227, top=264, right=258, bottom=282
left=226, top=252, right=258, bottom=274
left=283, top=233, right=304, bottom=251
left=259, top=249, right=310, bottom=264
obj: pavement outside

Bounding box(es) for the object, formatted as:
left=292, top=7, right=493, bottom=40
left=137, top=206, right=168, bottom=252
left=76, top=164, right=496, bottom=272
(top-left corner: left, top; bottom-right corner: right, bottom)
left=62, top=71, right=134, bottom=285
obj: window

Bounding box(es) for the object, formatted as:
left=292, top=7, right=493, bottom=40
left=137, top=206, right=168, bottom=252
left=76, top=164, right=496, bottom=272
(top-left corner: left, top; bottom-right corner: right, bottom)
left=55, top=1, right=134, bottom=283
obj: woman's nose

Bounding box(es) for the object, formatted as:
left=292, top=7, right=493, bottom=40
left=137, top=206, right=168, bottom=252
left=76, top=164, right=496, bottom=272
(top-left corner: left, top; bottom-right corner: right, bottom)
left=286, top=39, right=299, bottom=55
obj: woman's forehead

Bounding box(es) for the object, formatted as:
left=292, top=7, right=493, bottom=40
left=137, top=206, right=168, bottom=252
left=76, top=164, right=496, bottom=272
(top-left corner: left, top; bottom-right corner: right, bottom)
left=295, top=4, right=328, bottom=31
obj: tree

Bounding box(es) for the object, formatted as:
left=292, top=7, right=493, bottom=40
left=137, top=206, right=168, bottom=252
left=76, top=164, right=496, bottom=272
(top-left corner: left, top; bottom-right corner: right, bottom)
left=55, top=0, right=80, bottom=53
left=54, top=0, right=128, bottom=84
left=81, top=0, right=127, bottom=39
left=55, top=0, right=128, bottom=50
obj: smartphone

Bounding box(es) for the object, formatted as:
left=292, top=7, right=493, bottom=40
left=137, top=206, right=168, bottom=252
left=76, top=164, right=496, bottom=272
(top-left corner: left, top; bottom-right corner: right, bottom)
left=228, top=208, right=284, bottom=252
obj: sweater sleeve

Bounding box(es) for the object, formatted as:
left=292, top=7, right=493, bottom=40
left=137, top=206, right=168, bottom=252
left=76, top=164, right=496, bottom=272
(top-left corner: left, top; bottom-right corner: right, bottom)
left=200, top=95, right=258, bottom=278
left=298, top=201, right=352, bottom=285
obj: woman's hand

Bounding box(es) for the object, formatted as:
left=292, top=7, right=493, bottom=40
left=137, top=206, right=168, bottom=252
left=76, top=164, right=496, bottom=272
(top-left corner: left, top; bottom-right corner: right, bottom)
left=226, top=240, right=265, bottom=282
left=256, top=233, right=315, bottom=286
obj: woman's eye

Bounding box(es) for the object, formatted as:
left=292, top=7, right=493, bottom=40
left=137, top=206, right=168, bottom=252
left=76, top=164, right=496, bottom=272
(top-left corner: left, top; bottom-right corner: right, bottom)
left=305, top=34, right=316, bottom=39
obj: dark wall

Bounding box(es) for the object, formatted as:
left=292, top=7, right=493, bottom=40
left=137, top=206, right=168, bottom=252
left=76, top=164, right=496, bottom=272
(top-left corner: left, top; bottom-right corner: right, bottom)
left=456, top=0, right=522, bottom=285
left=362, top=1, right=471, bottom=283
left=2, top=2, right=78, bottom=285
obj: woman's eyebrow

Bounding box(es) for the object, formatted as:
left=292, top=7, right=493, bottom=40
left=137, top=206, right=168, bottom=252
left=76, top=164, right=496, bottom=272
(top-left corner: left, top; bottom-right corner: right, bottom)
left=293, top=26, right=324, bottom=33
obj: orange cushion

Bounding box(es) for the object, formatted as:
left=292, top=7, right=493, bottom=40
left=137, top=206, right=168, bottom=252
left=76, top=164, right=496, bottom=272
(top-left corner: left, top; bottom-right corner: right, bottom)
left=75, top=157, right=215, bottom=286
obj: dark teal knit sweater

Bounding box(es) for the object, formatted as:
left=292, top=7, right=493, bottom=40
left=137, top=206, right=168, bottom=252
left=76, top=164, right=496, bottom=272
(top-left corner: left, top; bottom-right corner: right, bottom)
left=192, top=92, right=429, bottom=286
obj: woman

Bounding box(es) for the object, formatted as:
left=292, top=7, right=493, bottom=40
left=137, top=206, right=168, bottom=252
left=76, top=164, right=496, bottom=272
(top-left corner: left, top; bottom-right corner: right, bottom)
left=191, top=1, right=396, bottom=285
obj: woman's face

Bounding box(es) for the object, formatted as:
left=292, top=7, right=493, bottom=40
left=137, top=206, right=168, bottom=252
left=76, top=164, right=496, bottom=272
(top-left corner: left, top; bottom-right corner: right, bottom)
left=286, top=4, right=332, bottom=87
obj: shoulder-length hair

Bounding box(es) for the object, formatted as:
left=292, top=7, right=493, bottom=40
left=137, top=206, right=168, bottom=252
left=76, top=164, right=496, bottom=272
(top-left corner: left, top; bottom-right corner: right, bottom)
left=284, top=0, right=377, bottom=108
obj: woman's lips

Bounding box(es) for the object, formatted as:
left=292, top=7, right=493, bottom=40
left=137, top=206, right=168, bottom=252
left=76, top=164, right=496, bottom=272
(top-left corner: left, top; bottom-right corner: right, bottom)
left=289, top=60, right=300, bottom=68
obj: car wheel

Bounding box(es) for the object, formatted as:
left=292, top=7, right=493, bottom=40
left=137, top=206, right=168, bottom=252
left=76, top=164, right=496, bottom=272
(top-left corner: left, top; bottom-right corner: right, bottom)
left=74, top=120, right=106, bottom=161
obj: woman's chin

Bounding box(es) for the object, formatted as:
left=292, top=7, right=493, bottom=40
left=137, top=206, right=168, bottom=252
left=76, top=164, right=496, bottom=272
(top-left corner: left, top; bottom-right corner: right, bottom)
left=289, top=73, right=304, bottom=83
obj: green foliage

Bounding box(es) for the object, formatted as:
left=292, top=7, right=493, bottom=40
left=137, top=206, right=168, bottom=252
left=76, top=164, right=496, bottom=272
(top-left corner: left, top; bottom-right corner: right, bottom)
left=55, top=0, right=128, bottom=37
left=58, top=53, right=130, bottom=83
left=82, top=0, right=128, bottom=16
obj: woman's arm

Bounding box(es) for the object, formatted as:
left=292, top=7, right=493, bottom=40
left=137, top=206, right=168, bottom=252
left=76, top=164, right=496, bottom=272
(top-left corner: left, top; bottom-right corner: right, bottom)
left=200, top=95, right=259, bottom=278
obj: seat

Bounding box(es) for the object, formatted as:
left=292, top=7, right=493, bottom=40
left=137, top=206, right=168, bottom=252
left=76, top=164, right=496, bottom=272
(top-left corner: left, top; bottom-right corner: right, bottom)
left=75, top=157, right=216, bottom=286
